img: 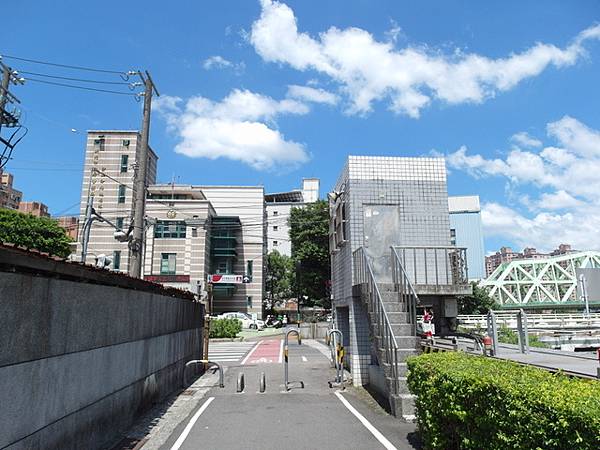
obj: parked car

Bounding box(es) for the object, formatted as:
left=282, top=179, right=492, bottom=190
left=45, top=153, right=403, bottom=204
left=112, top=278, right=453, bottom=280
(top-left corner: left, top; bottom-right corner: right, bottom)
left=217, top=312, right=265, bottom=330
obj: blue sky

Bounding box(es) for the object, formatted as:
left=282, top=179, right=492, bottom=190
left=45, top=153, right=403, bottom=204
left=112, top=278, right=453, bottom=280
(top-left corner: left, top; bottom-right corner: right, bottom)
left=3, top=0, right=600, bottom=252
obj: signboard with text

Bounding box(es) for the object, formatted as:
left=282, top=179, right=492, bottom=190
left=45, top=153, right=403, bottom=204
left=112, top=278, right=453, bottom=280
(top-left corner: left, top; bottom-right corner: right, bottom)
left=208, top=274, right=243, bottom=284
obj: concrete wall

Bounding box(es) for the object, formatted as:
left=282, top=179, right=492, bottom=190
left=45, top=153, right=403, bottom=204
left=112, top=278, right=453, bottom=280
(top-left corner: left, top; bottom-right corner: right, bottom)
left=0, top=269, right=203, bottom=449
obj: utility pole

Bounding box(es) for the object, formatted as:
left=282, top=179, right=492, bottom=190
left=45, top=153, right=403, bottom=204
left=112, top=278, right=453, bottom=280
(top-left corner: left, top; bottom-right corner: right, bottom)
left=0, top=59, right=25, bottom=161
left=128, top=71, right=159, bottom=278
left=81, top=195, right=94, bottom=262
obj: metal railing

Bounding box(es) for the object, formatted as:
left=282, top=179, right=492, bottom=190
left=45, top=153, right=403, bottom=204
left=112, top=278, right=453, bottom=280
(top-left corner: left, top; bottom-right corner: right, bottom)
left=391, top=247, right=419, bottom=336
left=458, top=312, right=600, bottom=330
left=353, top=247, right=401, bottom=396
left=392, top=246, right=468, bottom=286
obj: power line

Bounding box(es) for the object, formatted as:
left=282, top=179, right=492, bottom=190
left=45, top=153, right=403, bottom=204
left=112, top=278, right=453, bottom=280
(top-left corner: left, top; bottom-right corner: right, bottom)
left=2, top=54, right=128, bottom=75
left=19, top=70, right=130, bottom=85
left=25, top=77, right=138, bottom=96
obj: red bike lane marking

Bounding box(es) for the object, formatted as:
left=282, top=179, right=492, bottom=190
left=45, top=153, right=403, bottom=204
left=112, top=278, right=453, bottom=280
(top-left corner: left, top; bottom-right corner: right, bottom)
left=244, top=339, right=282, bottom=364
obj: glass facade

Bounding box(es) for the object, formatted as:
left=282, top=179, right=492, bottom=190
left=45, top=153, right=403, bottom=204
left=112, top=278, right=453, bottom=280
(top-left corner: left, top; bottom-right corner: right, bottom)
left=154, top=220, right=186, bottom=238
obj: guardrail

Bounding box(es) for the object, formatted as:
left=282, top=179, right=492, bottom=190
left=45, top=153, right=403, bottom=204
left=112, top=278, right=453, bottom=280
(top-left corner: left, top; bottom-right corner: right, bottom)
left=353, top=247, right=401, bottom=396
left=392, top=245, right=468, bottom=286
left=391, top=246, right=419, bottom=336
left=458, top=313, right=600, bottom=330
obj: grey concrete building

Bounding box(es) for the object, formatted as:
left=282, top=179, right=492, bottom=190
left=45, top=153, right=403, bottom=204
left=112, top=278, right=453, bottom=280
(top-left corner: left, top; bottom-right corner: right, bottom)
left=329, top=156, right=470, bottom=418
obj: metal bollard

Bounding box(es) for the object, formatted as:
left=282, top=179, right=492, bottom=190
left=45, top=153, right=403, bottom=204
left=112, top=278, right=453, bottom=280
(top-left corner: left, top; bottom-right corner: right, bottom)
left=237, top=372, right=245, bottom=393
left=486, top=311, right=499, bottom=356
left=284, top=329, right=303, bottom=391
left=327, top=329, right=344, bottom=386
left=183, top=360, right=224, bottom=388
left=259, top=372, right=266, bottom=393
left=517, top=309, right=530, bottom=354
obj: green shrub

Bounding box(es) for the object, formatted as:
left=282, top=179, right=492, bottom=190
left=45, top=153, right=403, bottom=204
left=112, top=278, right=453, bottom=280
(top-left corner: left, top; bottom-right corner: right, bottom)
left=209, top=318, right=242, bottom=338
left=407, top=352, right=600, bottom=450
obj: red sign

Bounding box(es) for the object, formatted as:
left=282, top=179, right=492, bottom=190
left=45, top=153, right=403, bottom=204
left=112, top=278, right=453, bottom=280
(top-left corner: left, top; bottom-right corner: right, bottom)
left=145, top=275, right=190, bottom=283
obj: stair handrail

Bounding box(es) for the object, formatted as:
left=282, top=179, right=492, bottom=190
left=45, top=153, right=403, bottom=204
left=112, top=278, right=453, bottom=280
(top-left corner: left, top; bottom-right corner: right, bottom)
left=353, top=247, right=400, bottom=396
left=391, top=246, right=419, bottom=336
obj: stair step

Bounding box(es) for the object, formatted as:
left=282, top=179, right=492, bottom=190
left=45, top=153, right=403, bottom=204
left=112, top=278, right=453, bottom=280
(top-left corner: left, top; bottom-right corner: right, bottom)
left=382, top=362, right=408, bottom=377
left=395, top=335, right=418, bottom=348
left=387, top=312, right=410, bottom=322
left=385, top=376, right=410, bottom=395
left=378, top=347, right=418, bottom=362
left=380, top=291, right=398, bottom=302
left=390, top=324, right=413, bottom=335
left=380, top=302, right=406, bottom=312
left=390, top=394, right=416, bottom=420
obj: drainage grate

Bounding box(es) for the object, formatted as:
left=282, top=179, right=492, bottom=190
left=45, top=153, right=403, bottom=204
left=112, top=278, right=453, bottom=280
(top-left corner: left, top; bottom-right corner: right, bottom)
left=181, top=389, right=196, bottom=396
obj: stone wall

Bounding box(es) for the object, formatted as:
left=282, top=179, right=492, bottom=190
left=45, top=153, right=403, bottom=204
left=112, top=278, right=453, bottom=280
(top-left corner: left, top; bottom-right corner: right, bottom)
left=0, top=245, right=203, bottom=450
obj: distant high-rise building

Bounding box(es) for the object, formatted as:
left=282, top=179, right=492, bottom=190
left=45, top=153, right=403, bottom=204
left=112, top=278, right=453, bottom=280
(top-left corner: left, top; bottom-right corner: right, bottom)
left=485, top=244, right=575, bottom=277
left=0, top=169, right=22, bottom=210
left=264, top=178, right=320, bottom=256
left=448, top=195, right=485, bottom=280
left=18, top=201, right=50, bottom=217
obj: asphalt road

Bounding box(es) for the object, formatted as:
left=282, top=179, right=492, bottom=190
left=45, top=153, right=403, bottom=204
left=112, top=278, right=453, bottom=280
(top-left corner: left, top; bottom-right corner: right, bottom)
left=158, top=338, right=420, bottom=450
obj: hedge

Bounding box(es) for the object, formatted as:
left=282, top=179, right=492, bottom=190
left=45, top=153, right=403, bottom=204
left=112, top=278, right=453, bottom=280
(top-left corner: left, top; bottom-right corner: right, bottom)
left=407, top=352, right=600, bottom=450
left=209, top=318, right=242, bottom=338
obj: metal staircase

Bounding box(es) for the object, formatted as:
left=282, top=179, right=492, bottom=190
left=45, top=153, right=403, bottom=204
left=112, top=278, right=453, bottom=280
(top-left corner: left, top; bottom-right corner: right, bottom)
left=353, top=247, right=420, bottom=421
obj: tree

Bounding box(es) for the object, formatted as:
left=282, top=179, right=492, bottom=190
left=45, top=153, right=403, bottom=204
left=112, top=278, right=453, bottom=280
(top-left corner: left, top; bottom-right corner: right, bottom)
left=0, top=208, right=72, bottom=258
left=289, top=200, right=331, bottom=308
left=265, top=250, right=294, bottom=310
left=457, top=282, right=499, bottom=314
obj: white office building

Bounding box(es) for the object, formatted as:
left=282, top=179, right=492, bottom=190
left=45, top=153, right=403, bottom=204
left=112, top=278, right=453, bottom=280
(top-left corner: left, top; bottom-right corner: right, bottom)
left=264, top=178, right=320, bottom=256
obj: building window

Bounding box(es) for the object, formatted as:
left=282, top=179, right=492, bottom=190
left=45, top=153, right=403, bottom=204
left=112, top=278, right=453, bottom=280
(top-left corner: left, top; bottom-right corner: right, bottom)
left=154, top=220, right=186, bottom=238
left=450, top=228, right=456, bottom=246
left=273, top=225, right=278, bottom=231
left=246, top=260, right=253, bottom=278
left=273, top=211, right=278, bottom=216
left=122, top=139, right=130, bottom=147
left=247, top=296, right=252, bottom=308
left=161, top=253, right=176, bottom=274
left=273, top=240, right=278, bottom=246
left=120, top=154, right=129, bottom=173
left=117, top=185, right=126, bottom=203
left=113, top=251, right=121, bottom=270
left=116, top=217, right=124, bottom=230
left=216, top=260, right=230, bottom=274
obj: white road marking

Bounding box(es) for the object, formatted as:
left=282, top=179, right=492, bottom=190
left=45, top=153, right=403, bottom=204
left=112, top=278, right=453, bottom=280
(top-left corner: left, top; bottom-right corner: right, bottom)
left=240, top=341, right=261, bottom=365
left=278, top=339, right=284, bottom=363
left=170, top=396, right=215, bottom=450
left=208, top=342, right=256, bottom=362
left=334, top=391, right=398, bottom=450
left=301, top=356, right=308, bottom=362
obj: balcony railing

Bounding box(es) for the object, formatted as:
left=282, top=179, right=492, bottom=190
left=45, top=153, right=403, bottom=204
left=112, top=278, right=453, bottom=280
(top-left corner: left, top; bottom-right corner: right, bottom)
left=392, top=246, right=468, bottom=286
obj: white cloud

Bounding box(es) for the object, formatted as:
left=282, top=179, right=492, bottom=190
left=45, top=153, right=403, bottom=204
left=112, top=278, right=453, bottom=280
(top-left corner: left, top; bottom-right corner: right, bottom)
left=250, top=0, right=600, bottom=117
left=155, top=90, right=310, bottom=170
left=202, top=55, right=246, bottom=74
left=447, top=116, right=600, bottom=250
left=481, top=202, right=599, bottom=251
left=202, top=55, right=233, bottom=70
left=511, top=131, right=542, bottom=148
left=287, top=85, right=338, bottom=105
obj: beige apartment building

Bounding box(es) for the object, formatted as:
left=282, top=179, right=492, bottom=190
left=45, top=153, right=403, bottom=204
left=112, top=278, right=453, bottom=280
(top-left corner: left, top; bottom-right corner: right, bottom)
left=76, top=130, right=158, bottom=269
left=77, top=131, right=266, bottom=318
left=0, top=169, right=22, bottom=210
left=18, top=201, right=50, bottom=217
